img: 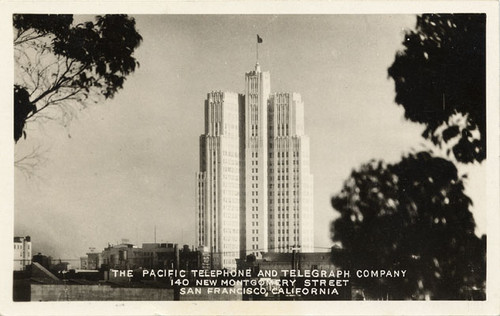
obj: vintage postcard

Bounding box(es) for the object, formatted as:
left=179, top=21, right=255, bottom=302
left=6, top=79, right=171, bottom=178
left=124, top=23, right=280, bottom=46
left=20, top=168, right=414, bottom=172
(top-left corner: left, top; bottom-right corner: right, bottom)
left=1, top=1, right=499, bottom=315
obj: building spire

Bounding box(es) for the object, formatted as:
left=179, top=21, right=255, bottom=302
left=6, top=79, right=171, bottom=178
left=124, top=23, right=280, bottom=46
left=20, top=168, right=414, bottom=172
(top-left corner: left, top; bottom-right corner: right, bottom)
left=255, top=62, right=261, bottom=73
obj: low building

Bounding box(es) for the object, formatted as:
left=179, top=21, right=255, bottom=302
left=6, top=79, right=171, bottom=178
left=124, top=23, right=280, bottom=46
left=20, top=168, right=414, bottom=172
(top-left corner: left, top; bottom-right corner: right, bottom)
left=14, top=236, right=32, bottom=271
left=32, top=253, right=52, bottom=270
left=80, top=257, right=89, bottom=269
left=52, top=260, right=70, bottom=272
left=237, top=248, right=352, bottom=300
left=140, top=243, right=176, bottom=268
left=101, top=243, right=139, bottom=269
left=97, top=242, right=205, bottom=271
left=87, top=252, right=102, bottom=270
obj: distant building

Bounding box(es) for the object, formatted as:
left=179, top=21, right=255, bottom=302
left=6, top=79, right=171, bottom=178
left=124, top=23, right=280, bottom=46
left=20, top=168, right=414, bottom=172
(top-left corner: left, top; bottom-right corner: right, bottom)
left=237, top=248, right=351, bottom=300
left=87, top=252, right=102, bottom=270
left=52, top=260, right=70, bottom=272
left=141, top=242, right=177, bottom=268
left=32, top=252, right=52, bottom=270
left=238, top=250, right=341, bottom=274
left=13, top=236, right=32, bottom=271
left=80, top=257, right=89, bottom=269
left=97, top=242, right=204, bottom=270
left=101, top=243, right=139, bottom=269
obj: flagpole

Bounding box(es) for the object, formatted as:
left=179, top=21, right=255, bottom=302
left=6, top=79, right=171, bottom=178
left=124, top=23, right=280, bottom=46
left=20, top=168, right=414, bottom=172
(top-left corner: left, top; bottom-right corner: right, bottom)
left=256, top=41, right=259, bottom=63
left=256, top=35, right=262, bottom=64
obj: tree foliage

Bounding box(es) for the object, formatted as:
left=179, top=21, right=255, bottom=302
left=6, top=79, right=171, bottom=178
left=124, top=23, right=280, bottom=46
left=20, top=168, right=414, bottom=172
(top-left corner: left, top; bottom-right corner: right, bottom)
left=14, top=14, right=142, bottom=142
left=388, top=14, right=486, bottom=163
left=331, top=152, right=485, bottom=299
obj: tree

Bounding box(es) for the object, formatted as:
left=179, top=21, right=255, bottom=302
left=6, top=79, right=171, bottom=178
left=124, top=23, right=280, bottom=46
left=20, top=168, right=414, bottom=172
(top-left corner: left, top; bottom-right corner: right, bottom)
left=331, top=152, right=486, bottom=300
left=388, top=14, right=486, bottom=163
left=14, top=14, right=142, bottom=142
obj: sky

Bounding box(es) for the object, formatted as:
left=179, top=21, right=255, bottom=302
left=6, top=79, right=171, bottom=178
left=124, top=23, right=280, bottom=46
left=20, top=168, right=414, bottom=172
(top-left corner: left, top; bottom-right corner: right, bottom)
left=14, top=14, right=486, bottom=263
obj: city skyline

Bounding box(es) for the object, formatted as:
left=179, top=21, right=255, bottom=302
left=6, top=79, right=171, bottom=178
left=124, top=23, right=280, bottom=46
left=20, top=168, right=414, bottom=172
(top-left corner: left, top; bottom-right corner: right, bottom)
left=14, top=14, right=486, bottom=261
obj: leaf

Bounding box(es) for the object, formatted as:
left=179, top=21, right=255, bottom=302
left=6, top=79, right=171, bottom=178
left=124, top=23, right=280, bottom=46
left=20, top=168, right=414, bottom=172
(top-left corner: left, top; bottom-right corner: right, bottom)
left=388, top=14, right=486, bottom=163
left=331, top=151, right=484, bottom=299
left=13, top=14, right=142, bottom=143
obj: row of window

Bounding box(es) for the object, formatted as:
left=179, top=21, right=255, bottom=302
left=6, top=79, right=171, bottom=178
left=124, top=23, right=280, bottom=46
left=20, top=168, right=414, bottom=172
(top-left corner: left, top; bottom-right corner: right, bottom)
left=270, top=221, right=299, bottom=227
left=269, top=152, right=301, bottom=158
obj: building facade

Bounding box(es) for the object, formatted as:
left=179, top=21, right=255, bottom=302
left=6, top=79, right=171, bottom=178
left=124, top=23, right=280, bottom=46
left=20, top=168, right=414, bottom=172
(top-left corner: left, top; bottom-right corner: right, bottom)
left=196, top=63, right=314, bottom=269
left=80, top=256, right=89, bottom=269
left=237, top=248, right=351, bottom=300
left=267, top=92, right=314, bottom=253
left=86, top=252, right=102, bottom=270
left=95, top=242, right=205, bottom=271
left=196, top=91, right=241, bottom=270
left=32, top=252, right=52, bottom=270
left=243, top=64, right=271, bottom=257
left=14, top=236, right=32, bottom=271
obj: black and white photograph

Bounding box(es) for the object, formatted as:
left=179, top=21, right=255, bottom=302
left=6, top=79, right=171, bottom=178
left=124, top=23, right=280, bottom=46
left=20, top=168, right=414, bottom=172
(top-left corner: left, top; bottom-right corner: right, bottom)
left=3, top=1, right=500, bottom=315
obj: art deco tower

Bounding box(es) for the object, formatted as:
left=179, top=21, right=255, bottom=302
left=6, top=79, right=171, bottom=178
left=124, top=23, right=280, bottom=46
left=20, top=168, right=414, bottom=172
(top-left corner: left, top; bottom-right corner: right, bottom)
left=196, top=62, right=314, bottom=270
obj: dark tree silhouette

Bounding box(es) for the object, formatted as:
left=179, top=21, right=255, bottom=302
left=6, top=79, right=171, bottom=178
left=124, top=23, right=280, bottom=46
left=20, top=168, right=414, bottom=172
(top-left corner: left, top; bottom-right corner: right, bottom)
left=14, top=14, right=142, bottom=142
left=388, top=14, right=486, bottom=163
left=331, top=152, right=485, bottom=300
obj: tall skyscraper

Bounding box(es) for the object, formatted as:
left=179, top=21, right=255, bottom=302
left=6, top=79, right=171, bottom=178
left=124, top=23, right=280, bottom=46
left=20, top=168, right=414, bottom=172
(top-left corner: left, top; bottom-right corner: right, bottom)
left=196, top=63, right=314, bottom=270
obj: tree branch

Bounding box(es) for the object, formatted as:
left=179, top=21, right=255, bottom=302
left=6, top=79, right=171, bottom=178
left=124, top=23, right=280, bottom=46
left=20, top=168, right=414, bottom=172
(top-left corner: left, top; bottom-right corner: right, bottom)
left=14, top=30, right=50, bottom=46
left=14, top=145, right=48, bottom=180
